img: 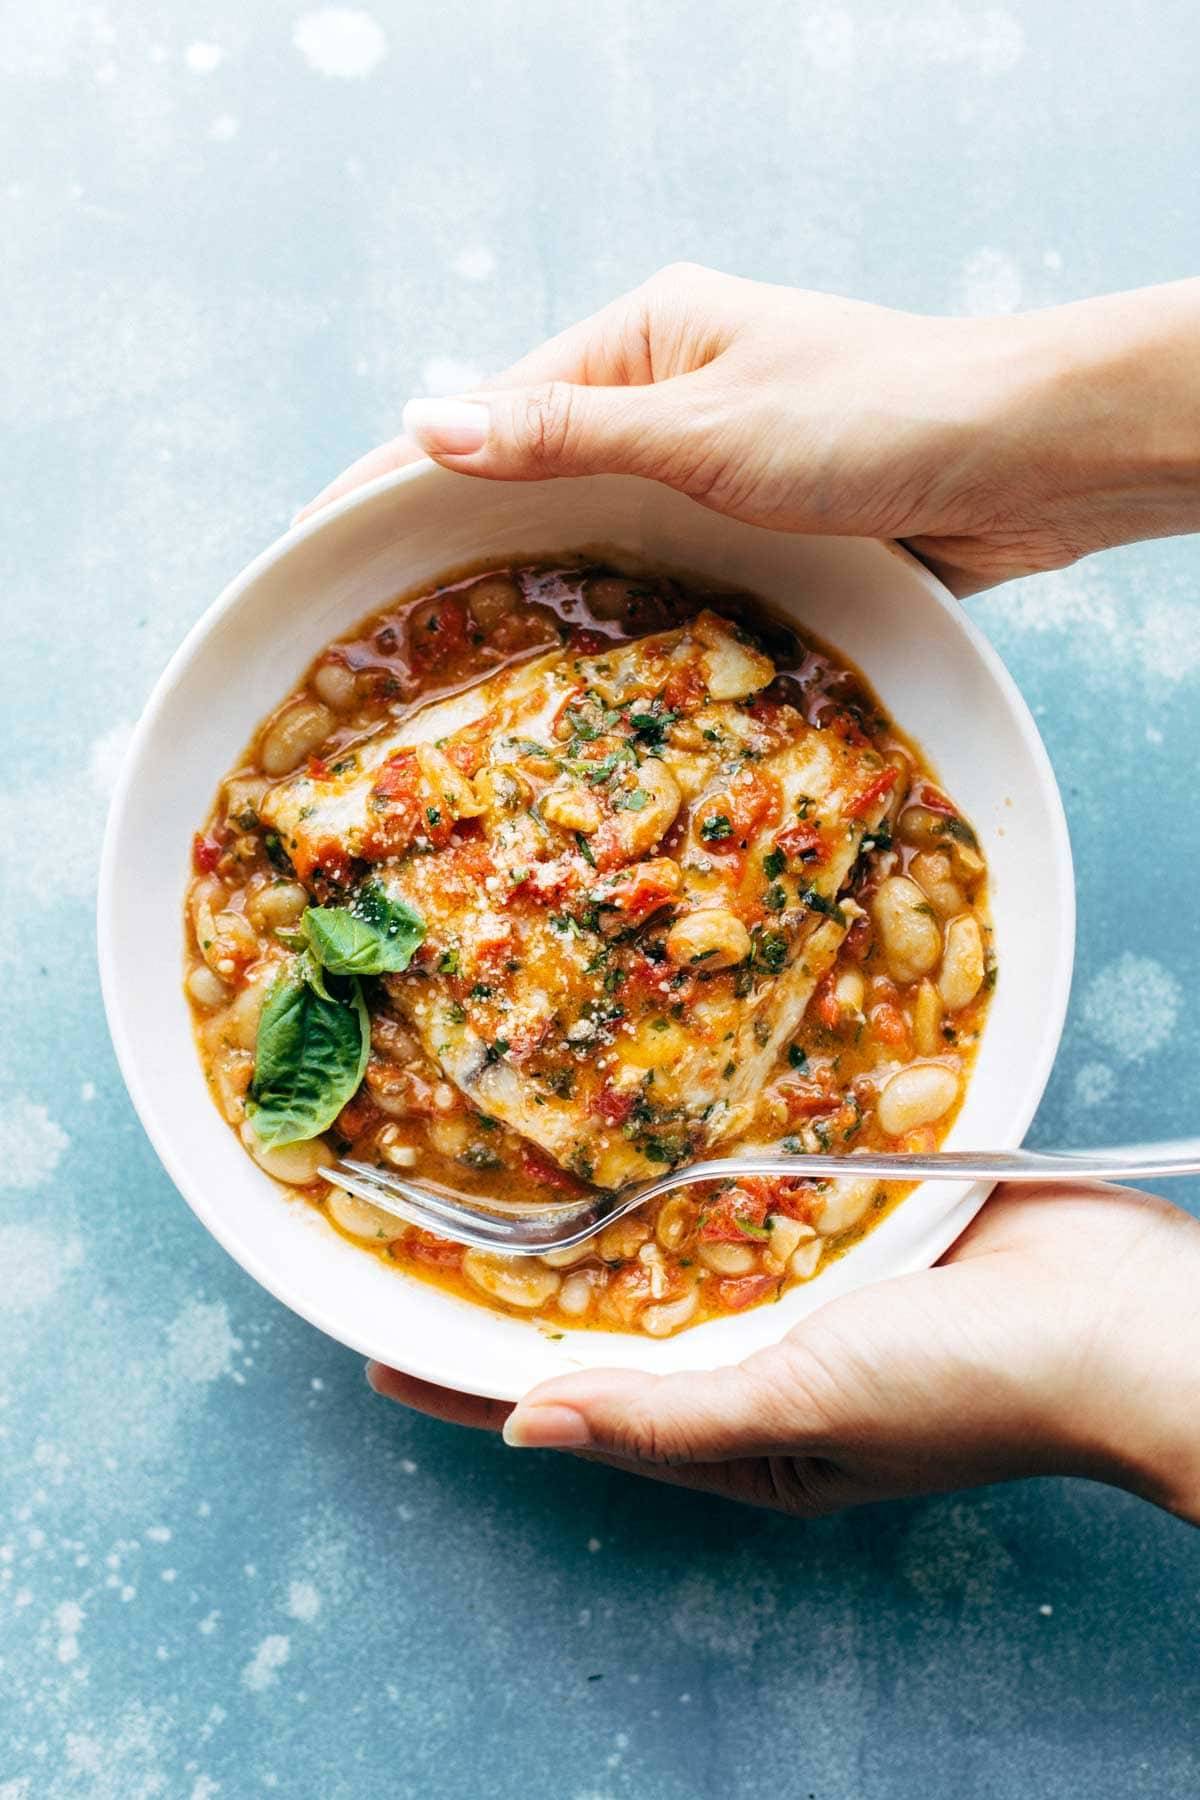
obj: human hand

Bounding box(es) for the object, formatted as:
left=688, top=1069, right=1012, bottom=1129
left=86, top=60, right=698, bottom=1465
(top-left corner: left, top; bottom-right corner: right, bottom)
left=300, top=265, right=1200, bottom=595
left=368, top=1183, right=1200, bottom=1523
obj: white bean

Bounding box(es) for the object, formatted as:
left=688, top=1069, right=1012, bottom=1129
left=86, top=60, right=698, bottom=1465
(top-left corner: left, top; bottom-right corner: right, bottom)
left=833, top=969, right=865, bottom=1016
left=462, top=1252, right=561, bottom=1310
left=246, top=881, right=309, bottom=932
left=908, top=850, right=967, bottom=921
left=240, top=1122, right=329, bottom=1185
left=312, top=659, right=359, bottom=711
left=876, top=1064, right=960, bottom=1138
left=467, top=573, right=523, bottom=628
left=641, top=1289, right=700, bottom=1336
left=815, top=1178, right=877, bottom=1236
left=871, top=875, right=943, bottom=984
left=542, top=781, right=603, bottom=835
left=558, top=1272, right=599, bottom=1316
left=912, top=978, right=945, bottom=1057
left=222, top=976, right=272, bottom=1051
left=654, top=1195, right=696, bottom=1251
left=763, top=1214, right=812, bottom=1267
left=789, top=1238, right=823, bottom=1279
left=540, top=1241, right=594, bottom=1269
left=665, top=908, right=751, bottom=970
left=696, top=1240, right=757, bottom=1275
left=187, top=965, right=229, bottom=1008
left=938, top=913, right=986, bottom=1013
left=259, top=699, right=335, bottom=777
left=597, top=1216, right=652, bottom=1262
left=326, top=1189, right=399, bottom=1241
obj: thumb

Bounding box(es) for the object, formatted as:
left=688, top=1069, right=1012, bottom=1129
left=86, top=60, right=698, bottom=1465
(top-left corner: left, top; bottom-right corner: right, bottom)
left=501, top=1344, right=830, bottom=1464
left=401, top=375, right=711, bottom=485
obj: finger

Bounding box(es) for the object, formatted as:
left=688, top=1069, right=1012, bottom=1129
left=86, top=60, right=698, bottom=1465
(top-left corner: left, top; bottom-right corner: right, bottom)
left=500, top=1347, right=827, bottom=1464
left=569, top=1448, right=863, bottom=1515
left=366, top=1363, right=514, bottom=1433
left=400, top=369, right=719, bottom=486
left=293, top=283, right=663, bottom=523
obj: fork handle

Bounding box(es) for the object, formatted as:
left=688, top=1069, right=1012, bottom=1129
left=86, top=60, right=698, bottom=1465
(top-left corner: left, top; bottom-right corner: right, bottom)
left=648, top=1140, right=1200, bottom=1189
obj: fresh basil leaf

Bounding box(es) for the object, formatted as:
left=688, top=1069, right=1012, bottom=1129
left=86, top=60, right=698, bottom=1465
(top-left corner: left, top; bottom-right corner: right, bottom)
left=246, top=970, right=369, bottom=1148
left=301, top=885, right=426, bottom=976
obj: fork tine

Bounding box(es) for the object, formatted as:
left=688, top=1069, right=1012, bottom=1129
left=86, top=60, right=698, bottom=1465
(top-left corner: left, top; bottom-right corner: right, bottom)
left=336, top=1158, right=593, bottom=1227
left=324, top=1165, right=523, bottom=1250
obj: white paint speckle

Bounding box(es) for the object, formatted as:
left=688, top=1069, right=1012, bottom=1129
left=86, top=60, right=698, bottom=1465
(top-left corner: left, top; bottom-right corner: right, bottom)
left=419, top=357, right=484, bottom=398
left=453, top=247, right=496, bottom=282
left=165, top=1300, right=236, bottom=1385
left=55, top=1599, right=85, bottom=1664
left=185, top=42, right=225, bottom=74
left=209, top=114, right=239, bottom=141
left=292, top=9, right=387, bottom=79
left=0, top=1097, right=69, bottom=1191
left=1039, top=1603, right=1054, bottom=1616
left=198, top=1610, right=221, bottom=1635
left=958, top=247, right=1023, bottom=315
left=1073, top=1062, right=1115, bottom=1108
left=587, top=1537, right=602, bottom=1554
left=242, top=1634, right=290, bottom=1691
left=145, top=1525, right=172, bottom=1544
left=81, top=1082, right=96, bottom=1103
left=0, top=1226, right=68, bottom=1313
left=285, top=1580, right=321, bottom=1623
left=1043, top=249, right=1063, bottom=270
left=1081, top=955, right=1181, bottom=1063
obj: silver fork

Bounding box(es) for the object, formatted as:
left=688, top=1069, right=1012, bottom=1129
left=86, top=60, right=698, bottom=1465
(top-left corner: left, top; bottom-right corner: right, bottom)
left=321, top=1139, right=1200, bottom=1257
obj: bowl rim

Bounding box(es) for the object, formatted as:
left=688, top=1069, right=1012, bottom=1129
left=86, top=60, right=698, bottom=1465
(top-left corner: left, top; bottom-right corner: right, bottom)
left=97, top=461, right=1076, bottom=1392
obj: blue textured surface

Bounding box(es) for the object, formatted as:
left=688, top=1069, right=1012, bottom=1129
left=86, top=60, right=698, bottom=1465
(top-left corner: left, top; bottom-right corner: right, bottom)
left=3, top=3, right=1199, bottom=1795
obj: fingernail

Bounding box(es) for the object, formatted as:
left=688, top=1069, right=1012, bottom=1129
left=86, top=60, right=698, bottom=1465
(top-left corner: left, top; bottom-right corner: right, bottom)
left=401, top=397, right=489, bottom=456
left=364, top=1361, right=384, bottom=1392
left=502, top=1403, right=591, bottom=1450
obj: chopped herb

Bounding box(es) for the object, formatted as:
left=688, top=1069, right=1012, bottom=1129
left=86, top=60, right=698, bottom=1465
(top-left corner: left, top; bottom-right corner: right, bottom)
left=700, top=814, right=733, bottom=842
left=426, top=806, right=442, bottom=826
left=936, top=815, right=979, bottom=848
left=460, top=1145, right=502, bottom=1170
left=438, top=947, right=461, bottom=975
left=763, top=847, right=787, bottom=880
left=650, top=1017, right=670, bottom=1032
left=800, top=887, right=846, bottom=924
left=576, top=833, right=596, bottom=867
left=628, top=707, right=678, bottom=748
left=603, top=968, right=625, bottom=994
left=690, top=947, right=718, bottom=964
left=764, top=882, right=787, bottom=912
left=788, top=1043, right=808, bottom=1070
left=446, top=1002, right=466, bottom=1024
left=616, top=787, right=649, bottom=812
left=470, top=982, right=494, bottom=999
left=752, top=928, right=789, bottom=972
left=722, top=1060, right=737, bottom=1079
left=735, top=1218, right=771, bottom=1241
left=484, top=1038, right=509, bottom=1064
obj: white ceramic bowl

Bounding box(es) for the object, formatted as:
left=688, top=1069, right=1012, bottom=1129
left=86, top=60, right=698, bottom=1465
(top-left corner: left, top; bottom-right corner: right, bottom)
left=98, top=465, right=1074, bottom=1400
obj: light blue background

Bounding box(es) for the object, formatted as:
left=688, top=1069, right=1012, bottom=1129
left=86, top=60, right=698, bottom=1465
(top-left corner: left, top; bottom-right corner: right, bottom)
left=3, top=3, right=1199, bottom=1795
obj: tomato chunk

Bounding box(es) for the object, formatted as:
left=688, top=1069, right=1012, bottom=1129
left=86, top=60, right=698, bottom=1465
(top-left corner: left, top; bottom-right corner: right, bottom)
left=698, top=1185, right=771, bottom=1242
left=712, top=1273, right=780, bottom=1311
left=845, top=766, right=899, bottom=820
left=776, top=819, right=827, bottom=863
left=192, top=832, right=223, bottom=874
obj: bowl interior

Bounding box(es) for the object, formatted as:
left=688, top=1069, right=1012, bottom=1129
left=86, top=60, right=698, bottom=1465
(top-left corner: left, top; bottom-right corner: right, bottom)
left=99, top=466, right=1074, bottom=1400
